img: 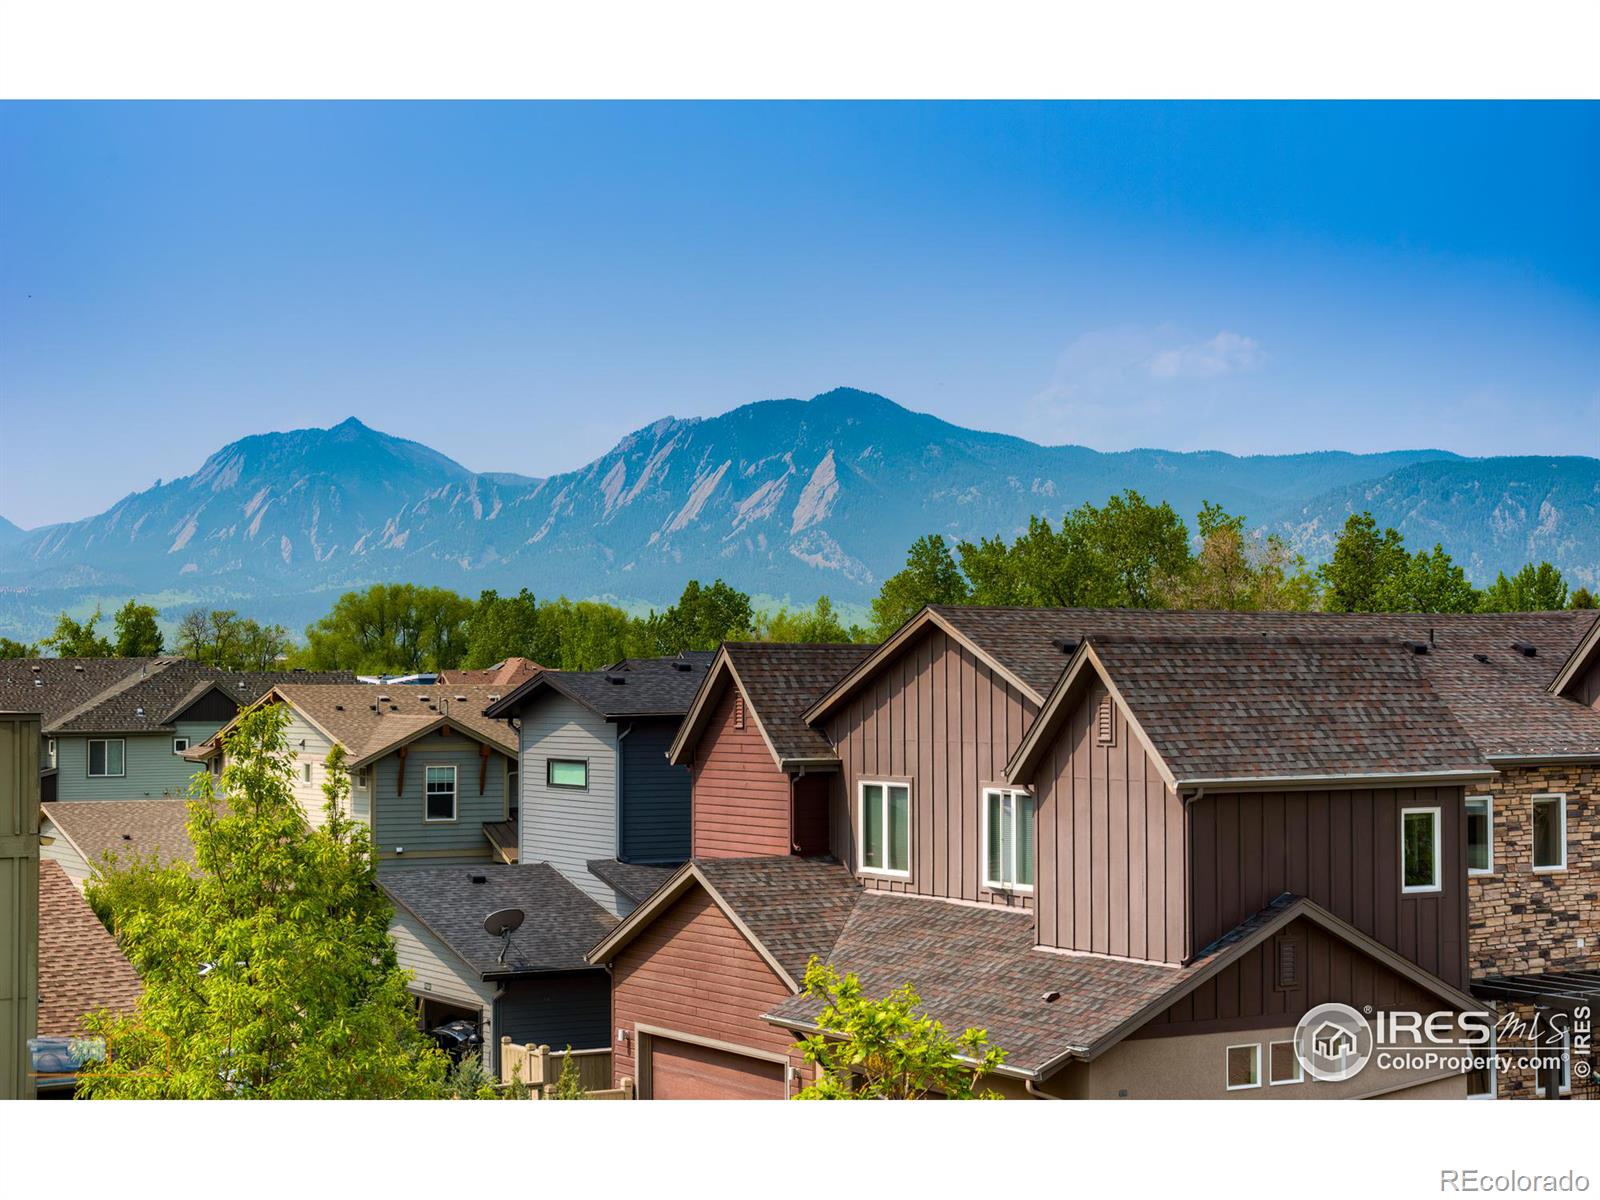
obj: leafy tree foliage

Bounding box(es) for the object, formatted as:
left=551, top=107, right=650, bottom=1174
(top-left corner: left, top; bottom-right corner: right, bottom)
left=301, top=584, right=474, bottom=673
left=177, top=608, right=293, bottom=670
left=80, top=711, right=452, bottom=1099
left=1317, top=514, right=1479, bottom=613
left=463, top=588, right=542, bottom=668
left=41, top=607, right=114, bottom=657
left=636, top=579, right=754, bottom=655
left=870, top=534, right=972, bottom=637
left=112, top=599, right=165, bottom=656
left=547, top=1045, right=589, bottom=1100
left=0, top=636, right=36, bottom=658
left=1570, top=587, right=1597, bottom=610
left=792, top=960, right=1005, bottom=1100
left=754, top=596, right=870, bottom=643
left=1480, top=562, right=1570, bottom=612
left=1160, top=502, right=1318, bottom=612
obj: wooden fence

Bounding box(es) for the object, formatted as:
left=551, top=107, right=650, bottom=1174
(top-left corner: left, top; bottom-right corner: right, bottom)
left=499, top=1040, right=631, bottom=1098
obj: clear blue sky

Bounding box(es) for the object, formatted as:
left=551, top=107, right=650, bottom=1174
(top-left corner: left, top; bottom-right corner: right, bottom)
left=2, top=101, right=1596, bottom=528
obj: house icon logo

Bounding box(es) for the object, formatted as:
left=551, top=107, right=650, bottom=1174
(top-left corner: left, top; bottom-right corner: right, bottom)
left=1293, top=1003, right=1373, bottom=1082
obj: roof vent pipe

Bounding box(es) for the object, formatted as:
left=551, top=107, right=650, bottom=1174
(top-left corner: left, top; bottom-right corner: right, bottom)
left=1511, top=641, right=1537, bottom=657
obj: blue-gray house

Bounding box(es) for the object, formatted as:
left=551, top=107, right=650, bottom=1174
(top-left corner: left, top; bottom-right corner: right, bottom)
left=485, top=652, right=713, bottom=916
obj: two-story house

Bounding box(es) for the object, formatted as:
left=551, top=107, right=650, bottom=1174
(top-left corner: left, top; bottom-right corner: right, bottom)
left=484, top=652, right=713, bottom=916
left=588, top=607, right=1599, bottom=1099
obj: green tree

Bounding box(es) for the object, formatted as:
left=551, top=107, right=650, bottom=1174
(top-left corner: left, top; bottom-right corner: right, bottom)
left=531, top=597, right=638, bottom=670
left=177, top=608, right=292, bottom=670
left=112, top=599, right=165, bottom=656
left=754, top=596, right=870, bottom=643
left=1161, top=502, right=1319, bottom=611
left=78, top=710, right=451, bottom=1099
left=791, top=960, right=1005, bottom=1100
left=870, top=534, right=971, bottom=637
left=547, top=1045, right=589, bottom=1100
left=1387, top=544, right=1480, bottom=613
left=1480, top=562, right=1570, bottom=612
left=1318, top=513, right=1411, bottom=612
left=42, top=607, right=114, bottom=657
left=0, top=636, right=36, bottom=658
left=301, top=584, right=474, bottom=673
left=1570, top=587, right=1597, bottom=610
left=637, top=579, right=754, bottom=655
left=464, top=588, right=542, bottom=668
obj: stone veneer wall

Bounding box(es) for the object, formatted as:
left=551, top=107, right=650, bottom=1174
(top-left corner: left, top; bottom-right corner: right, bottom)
left=1467, top=763, right=1598, bottom=1100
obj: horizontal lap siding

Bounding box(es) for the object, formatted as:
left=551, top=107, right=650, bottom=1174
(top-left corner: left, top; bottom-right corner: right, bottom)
left=374, top=731, right=506, bottom=858
left=284, top=711, right=336, bottom=827
left=54, top=732, right=209, bottom=802
left=520, top=697, right=618, bottom=906
left=497, top=974, right=612, bottom=1054
left=618, top=719, right=690, bottom=863
left=1134, top=915, right=1446, bottom=1037
left=1035, top=681, right=1186, bottom=963
left=1189, top=786, right=1467, bottom=989
left=827, top=628, right=1037, bottom=905
left=692, top=684, right=792, bottom=857
left=609, top=887, right=806, bottom=1089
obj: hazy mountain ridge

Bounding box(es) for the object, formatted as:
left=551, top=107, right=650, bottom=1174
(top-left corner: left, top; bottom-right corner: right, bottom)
left=1, top=388, right=1595, bottom=639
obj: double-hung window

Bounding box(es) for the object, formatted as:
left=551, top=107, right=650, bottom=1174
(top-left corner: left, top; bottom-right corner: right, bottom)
left=425, top=765, right=457, bottom=822
left=859, top=781, right=910, bottom=877
left=87, top=738, right=125, bottom=778
left=1531, top=795, right=1566, bottom=872
left=1400, top=806, right=1441, bottom=893
left=982, top=788, right=1035, bottom=892
left=1465, top=796, right=1493, bottom=875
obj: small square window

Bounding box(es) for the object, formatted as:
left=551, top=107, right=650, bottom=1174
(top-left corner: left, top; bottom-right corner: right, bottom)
left=1268, top=1041, right=1303, bottom=1085
left=1226, top=1044, right=1261, bottom=1091
left=173, top=737, right=190, bottom=755
left=1466, top=796, right=1493, bottom=875
left=547, top=759, right=588, bottom=789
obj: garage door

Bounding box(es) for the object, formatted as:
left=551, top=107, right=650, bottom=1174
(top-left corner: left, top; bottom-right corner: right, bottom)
left=648, top=1037, right=787, bottom=1100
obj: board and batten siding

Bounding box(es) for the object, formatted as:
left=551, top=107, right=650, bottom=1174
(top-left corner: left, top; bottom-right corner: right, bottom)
left=1032, top=679, right=1187, bottom=963
left=1, top=713, right=41, bottom=1099
left=617, top=718, right=691, bottom=863
left=519, top=695, right=619, bottom=908
left=373, top=729, right=507, bottom=860
left=824, top=626, right=1038, bottom=906
left=389, top=904, right=495, bottom=1054
left=607, top=885, right=806, bottom=1094
left=692, top=683, right=792, bottom=858
left=1189, top=785, right=1469, bottom=990
left=54, top=726, right=215, bottom=802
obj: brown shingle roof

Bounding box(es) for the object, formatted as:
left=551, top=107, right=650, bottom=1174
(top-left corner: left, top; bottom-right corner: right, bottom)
left=723, top=643, right=877, bottom=765
left=270, top=682, right=518, bottom=764
left=695, top=856, right=860, bottom=985
left=438, top=657, right=544, bottom=689
left=43, top=800, right=195, bottom=872
left=37, top=860, right=142, bottom=1036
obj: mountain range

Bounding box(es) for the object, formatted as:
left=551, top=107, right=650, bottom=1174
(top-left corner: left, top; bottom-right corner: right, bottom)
left=1, top=388, right=1596, bottom=639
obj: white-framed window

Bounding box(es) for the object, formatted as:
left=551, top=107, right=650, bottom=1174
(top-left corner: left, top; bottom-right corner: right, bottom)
left=87, top=738, right=125, bottom=778
left=1467, top=1014, right=1497, bottom=1100
left=547, top=759, right=588, bottom=789
left=1400, top=806, right=1442, bottom=893
left=858, top=780, right=910, bottom=878
left=172, top=736, right=189, bottom=755
left=1531, top=794, right=1567, bottom=873
left=1268, top=1040, right=1303, bottom=1086
left=354, top=766, right=369, bottom=790
left=425, top=765, right=458, bottom=822
left=1559, top=1025, right=1573, bottom=1095
left=982, top=788, right=1035, bottom=892
left=1465, top=795, right=1493, bottom=875
left=1225, top=1043, right=1261, bottom=1091
left=46, top=738, right=56, bottom=768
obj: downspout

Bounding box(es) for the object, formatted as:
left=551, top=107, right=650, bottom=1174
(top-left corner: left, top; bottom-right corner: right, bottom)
left=1024, top=1077, right=1059, bottom=1100
left=615, top=722, right=633, bottom=861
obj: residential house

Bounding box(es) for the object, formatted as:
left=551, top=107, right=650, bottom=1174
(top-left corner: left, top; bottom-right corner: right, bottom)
left=0, top=658, right=162, bottom=801
left=484, top=652, right=713, bottom=915
left=379, top=863, right=616, bottom=1075
left=589, top=607, right=1600, bottom=1099
left=192, top=682, right=519, bottom=866
left=34, top=859, right=142, bottom=1096
left=40, top=800, right=194, bottom=891
left=438, top=657, right=543, bottom=689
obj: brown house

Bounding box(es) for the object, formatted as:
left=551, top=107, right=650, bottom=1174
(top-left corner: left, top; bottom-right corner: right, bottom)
left=589, top=607, right=1600, bottom=1100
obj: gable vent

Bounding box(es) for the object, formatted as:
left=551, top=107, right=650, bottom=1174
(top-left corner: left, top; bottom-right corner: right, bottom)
left=734, top=695, right=745, bottom=729
left=1096, top=695, right=1115, bottom=746
left=1274, top=935, right=1301, bottom=991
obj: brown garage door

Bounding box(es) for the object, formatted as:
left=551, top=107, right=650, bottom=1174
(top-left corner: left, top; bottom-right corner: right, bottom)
left=648, top=1037, right=787, bottom=1100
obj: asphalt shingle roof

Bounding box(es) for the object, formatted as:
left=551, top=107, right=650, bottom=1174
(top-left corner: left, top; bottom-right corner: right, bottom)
left=488, top=652, right=715, bottom=720
left=695, top=856, right=861, bottom=984
left=722, top=642, right=877, bottom=764
left=380, top=863, right=617, bottom=978
left=0, top=657, right=165, bottom=730
left=37, top=860, right=142, bottom=1036
left=43, top=800, right=196, bottom=871
left=586, top=858, right=679, bottom=906
left=270, top=682, right=517, bottom=763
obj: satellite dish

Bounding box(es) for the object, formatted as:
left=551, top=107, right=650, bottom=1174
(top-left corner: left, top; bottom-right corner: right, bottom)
left=483, top=908, right=525, bottom=937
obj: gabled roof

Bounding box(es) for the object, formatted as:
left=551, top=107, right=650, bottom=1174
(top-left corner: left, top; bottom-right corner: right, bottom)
left=485, top=651, right=715, bottom=721
left=437, top=657, right=544, bottom=689
left=585, top=858, right=679, bottom=906
left=42, top=800, right=195, bottom=873
left=201, top=682, right=517, bottom=768
left=667, top=642, right=876, bottom=769
left=586, top=856, right=859, bottom=990
left=380, top=863, right=617, bottom=979
left=1009, top=635, right=1493, bottom=789
left=37, top=860, right=142, bottom=1036
left=0, top=657, right=160, bottom=729
left=762, top=891, right=1479, bottom=1078
left=1549, top=612, right=1600, bottom=701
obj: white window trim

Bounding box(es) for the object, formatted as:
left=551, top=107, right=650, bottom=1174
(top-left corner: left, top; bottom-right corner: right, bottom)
left=1559, top=1026, right=1573, bottom=1095
left=1466, top=795, right=1494, bottom=876
left=354, top=766, right=369, bottom=790
left=1225, top=1043, right=1261, bottom=1091
left=1400, top=806, right=1443, bottom=894
left=46, top=738, right=56, bottom=767
left=857, top=779, right=911, bottom=879
left=87, top=738, right=125, bottom=778
left=1467, top=1014, right=1498, bottom=1100
left=981, top=787, right=1035, bottom=894
left=303, top=762, right=313, bottom=783
left=172, top=736, right=189, bottom=755
left=1267, top=1040, right=1303, bottom=1086
left=424, top=764, right=459, bottom=823
left=1531, top=794, right=1567, bottom=873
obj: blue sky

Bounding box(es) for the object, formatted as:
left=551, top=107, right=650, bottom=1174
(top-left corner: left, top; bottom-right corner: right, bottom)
left=1, top=101, right=1596, bottom=528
